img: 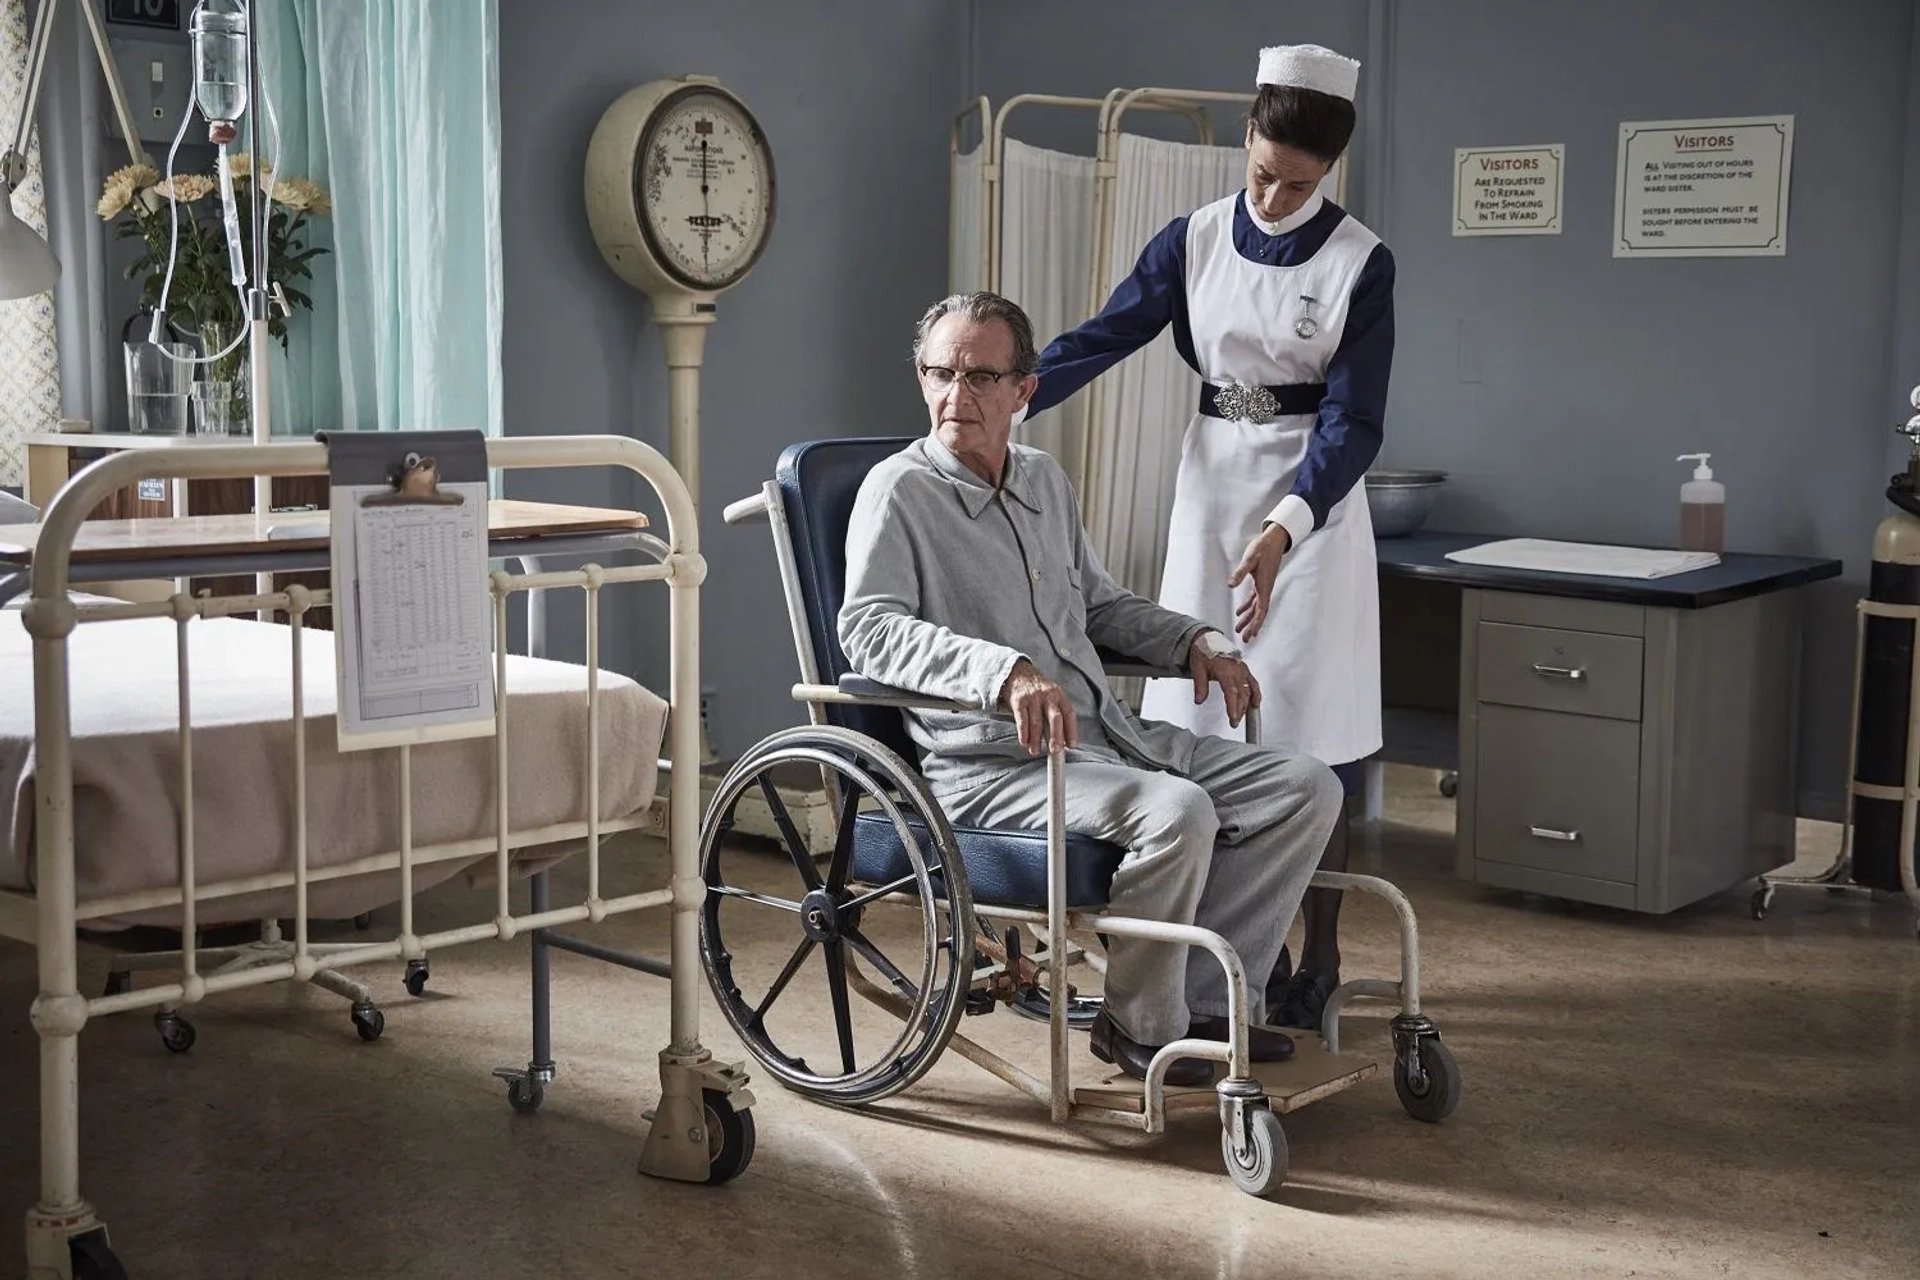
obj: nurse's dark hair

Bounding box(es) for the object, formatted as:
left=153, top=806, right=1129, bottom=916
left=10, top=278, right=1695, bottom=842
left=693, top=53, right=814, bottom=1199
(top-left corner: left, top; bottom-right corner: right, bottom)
left=911, top=291, right=1039, bottom=376
left=1249, top=85, right=1356, bottom=165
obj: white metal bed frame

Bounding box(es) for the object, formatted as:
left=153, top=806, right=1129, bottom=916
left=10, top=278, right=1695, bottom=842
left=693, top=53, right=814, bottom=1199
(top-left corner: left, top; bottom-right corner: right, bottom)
left=12, top=436, right=753, bottom=1280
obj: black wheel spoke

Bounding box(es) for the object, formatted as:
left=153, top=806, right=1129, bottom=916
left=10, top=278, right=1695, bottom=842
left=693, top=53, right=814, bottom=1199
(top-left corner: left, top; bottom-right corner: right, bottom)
left=823, top=940, right=857, bottom=1075
left=751, top=935, right=817, bottom=1027
left=711, top=884, right=804, bottom=913
left=844, top=871, right=931, bottom=912
left=823, top=778, right=864, bottom=893
left=844, top=928, right=918, bottom=1001
left=760, top=775, right=823, bottom=891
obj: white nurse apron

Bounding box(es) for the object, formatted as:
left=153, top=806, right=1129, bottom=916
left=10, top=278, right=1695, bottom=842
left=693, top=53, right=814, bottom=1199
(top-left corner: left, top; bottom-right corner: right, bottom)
left=1138, top=194, right=1383, bottom=767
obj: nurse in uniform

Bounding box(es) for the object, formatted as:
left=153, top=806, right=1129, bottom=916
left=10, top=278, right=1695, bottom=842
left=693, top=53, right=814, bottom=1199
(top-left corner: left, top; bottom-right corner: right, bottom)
left=1020, top=43, right=1394, bottom=1030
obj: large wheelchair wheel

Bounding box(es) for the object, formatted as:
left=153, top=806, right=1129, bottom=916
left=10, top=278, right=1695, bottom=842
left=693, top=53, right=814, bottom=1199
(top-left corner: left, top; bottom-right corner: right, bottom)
left=699, top=725, right=975, bottom=1106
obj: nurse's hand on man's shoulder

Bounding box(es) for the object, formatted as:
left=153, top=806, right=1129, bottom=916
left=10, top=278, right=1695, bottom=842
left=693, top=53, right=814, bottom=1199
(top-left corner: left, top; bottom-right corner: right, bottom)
left=1229, top=524, right=1292, bottom=643
left=999, top=658, right=1079, bottom=756
left=1188, top=635, right=1261, bottom=728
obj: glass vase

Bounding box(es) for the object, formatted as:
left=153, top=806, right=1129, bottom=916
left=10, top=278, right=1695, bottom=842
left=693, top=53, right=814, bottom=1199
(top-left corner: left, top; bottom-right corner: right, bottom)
left=198, top=319, right=251, bottom=436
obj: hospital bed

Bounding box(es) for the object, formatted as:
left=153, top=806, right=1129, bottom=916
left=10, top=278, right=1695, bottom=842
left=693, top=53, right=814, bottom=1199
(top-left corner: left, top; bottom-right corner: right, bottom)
left=6, top=436, right=755, bottom=1280
left=708, top=438, right=1461, bottom=1198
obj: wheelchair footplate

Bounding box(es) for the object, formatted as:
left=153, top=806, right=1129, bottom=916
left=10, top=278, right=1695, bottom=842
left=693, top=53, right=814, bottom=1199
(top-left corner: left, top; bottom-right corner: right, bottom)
left=1072, top=1032, right=1378, bottom=1118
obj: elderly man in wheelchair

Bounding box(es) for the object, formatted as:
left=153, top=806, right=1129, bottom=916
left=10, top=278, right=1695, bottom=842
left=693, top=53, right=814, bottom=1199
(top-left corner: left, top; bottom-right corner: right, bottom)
left=840, top=289, right=1341, bottom=1086
left=706, top=290, right=1459, bottom=1196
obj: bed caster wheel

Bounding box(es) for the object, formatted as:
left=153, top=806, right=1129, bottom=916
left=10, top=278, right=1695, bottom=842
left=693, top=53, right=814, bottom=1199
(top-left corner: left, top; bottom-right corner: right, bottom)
left=352, top=1003, right=385, bottom=1042
left=1395, top=1036, right=1462, bottom=1123
left=703, top=1088, right=756, bottom=1185
left=404, top=959, right=430, bottom=997
left=506, top=1077, right=545, bottom=1114
left=1220, top=1106, right=1287, bottom=1196
left=1438, top=770, right=1459, bottom=798
left=68, top=1227, right=129, bottom=1280
left=1749, top=886, right=1772, bottom=921
left=102, top=969, right=131, bottom=998
left=155, top=1010, right=195, bottom=1054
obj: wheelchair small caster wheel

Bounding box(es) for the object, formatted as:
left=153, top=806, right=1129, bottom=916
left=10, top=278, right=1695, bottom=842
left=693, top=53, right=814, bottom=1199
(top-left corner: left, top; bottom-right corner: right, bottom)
left=1438, top=770, right=1459, bottom=798
left=703, top=1088, right=756, bottom=1185
left=155, top=1010, right=195, bottom=1054
left=1220, top=1106, right=1287, bottom=1196
left=68, top=1227, right=128, bottom=1280
left=506, top=1077, right=544, bottom=1114
left=352, top=1004, right=385, bottom=1042
left=404, top=959, right=430, bottom=997
left=353, top=911, right=373, bottom=930
left=1395, top=1036, right=1461, bottom=1123
left=102, top=969, right=130, bottom=998
left=1749, top=887, right=1771, bottom=921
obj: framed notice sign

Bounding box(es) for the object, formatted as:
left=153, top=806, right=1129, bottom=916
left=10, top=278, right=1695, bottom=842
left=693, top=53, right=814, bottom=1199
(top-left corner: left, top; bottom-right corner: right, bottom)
left=1613, top=115, right=1793, bottom=258
left=1453, top=144, right=1565, bottom=235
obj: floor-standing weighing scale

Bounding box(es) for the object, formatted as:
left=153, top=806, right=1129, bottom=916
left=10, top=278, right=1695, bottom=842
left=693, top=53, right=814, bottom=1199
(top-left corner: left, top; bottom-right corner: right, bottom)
left=585, top=77, right=835, bottom=845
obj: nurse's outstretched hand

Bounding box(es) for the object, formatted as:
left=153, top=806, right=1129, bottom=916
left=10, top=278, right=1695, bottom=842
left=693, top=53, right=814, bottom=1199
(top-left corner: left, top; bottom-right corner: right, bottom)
left=1229, top=524, right=1292, bottom=642
left=999, top=658, right=1079, bottom=756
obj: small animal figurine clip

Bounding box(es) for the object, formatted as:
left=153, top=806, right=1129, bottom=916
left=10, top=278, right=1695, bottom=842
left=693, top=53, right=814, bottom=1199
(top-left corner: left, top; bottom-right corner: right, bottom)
left=363, top=451, right=463, bottom=506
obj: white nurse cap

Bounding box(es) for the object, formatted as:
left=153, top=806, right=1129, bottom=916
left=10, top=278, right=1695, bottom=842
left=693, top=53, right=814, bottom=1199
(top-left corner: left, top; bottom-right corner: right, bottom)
left=1256, top=44, right=1361, bottom=101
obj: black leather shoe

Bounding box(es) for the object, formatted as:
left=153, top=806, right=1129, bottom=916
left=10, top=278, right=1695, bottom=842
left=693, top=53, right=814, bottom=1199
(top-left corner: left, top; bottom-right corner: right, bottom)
left=1188, top=1014, right=1295, bottom=1061
left=1270, top=969, right=1337, bottom=1031
left=1089, top=1010, right=1213, bottom=1087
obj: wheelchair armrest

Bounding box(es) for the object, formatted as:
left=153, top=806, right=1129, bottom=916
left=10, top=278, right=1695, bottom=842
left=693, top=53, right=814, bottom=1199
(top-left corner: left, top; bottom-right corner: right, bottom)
left=723, top=492, right=769, bottom=525
left=791, top=676, right=984, bottom=713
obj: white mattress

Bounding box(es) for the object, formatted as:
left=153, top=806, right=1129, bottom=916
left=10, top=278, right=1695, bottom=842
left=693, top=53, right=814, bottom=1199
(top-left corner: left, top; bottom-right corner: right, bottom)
left=0, top=607, right=668, bottom=928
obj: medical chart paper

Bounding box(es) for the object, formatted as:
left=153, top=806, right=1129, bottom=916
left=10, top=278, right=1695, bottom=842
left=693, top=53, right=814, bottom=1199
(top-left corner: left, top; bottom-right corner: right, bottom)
left=324, top=431, right=497, bottom=752
left=1444, top=538, right=1720, bottom=580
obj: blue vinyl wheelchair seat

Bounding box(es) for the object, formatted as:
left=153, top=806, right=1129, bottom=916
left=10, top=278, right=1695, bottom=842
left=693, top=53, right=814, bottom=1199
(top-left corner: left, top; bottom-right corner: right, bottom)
left=774, top=437, right=1126, bottom=909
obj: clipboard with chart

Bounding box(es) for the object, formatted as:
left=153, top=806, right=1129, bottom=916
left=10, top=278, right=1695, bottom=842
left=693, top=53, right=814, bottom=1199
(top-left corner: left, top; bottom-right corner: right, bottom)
left=324, top=430, right=496, bottom=751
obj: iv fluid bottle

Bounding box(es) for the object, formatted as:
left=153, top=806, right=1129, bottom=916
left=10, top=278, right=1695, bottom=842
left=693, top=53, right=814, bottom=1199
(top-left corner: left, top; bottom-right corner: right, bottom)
left=191, top=6, right=249, bottom=125
left=1676, top=453, right=1725, bottom=553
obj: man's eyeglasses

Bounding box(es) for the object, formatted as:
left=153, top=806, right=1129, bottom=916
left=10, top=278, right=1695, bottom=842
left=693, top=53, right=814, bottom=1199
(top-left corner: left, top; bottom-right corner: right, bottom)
left=918, top=364, right=1025, bottom=394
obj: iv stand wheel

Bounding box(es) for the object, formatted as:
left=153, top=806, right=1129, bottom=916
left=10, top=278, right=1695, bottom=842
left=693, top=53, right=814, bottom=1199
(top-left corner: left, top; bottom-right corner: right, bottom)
left=1749, top=884, right=1773, bottom=921
left=68, top=1227, right=129, bottom=1280
left=1438, top=770, right=1459, bottom=799
left=703, top=1087, right=756, bottom=1185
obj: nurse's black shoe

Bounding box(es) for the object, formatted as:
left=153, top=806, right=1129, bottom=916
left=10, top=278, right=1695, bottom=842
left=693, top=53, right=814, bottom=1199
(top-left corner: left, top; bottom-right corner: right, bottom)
left=1089, top=1010, right=1213, bottom=1087
left=1263, top=943, right=1294, bottom=1015
left=1187, top=1014, right=1296, bottom=1061
left=1270, top=968, right=1337, bottom=1032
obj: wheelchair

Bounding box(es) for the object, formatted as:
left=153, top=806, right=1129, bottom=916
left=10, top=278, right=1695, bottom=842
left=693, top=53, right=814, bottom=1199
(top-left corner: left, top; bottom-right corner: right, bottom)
left=703, top=438, right=1460, bottom=1195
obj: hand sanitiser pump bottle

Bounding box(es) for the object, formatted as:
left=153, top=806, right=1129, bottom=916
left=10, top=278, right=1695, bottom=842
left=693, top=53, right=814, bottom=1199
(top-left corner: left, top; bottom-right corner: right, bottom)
left=1677, top=453, right=1725, bottom=553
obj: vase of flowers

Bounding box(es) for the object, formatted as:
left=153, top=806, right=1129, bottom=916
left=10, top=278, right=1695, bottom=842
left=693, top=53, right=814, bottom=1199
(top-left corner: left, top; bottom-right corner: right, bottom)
left=98, top=155, right=330, bottom=434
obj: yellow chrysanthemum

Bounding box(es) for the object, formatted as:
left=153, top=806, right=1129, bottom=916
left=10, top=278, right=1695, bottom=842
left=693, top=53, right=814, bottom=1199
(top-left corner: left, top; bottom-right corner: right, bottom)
left=147, top=174, right=216, bottom=204
left=97, top=164, right=161, bottom=218
left=224, top=152, right=272, bottom=181
left=270, top=177, right=332, bottom=216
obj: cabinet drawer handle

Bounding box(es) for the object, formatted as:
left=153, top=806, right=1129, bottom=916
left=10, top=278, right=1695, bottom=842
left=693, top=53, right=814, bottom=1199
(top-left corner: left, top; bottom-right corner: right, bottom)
left=1530, top=663, right=1586, bottom=681
left=1529, top=825, right=1581, bottom=842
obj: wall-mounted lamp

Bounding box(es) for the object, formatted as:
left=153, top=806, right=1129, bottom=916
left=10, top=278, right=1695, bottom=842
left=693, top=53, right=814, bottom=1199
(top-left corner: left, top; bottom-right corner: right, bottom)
left=0, top=0, right=153, bottom=300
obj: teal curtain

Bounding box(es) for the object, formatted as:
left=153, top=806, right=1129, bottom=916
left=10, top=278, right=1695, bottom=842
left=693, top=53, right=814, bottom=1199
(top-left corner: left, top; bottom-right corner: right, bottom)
left=261, top=0, right=502, bottom=436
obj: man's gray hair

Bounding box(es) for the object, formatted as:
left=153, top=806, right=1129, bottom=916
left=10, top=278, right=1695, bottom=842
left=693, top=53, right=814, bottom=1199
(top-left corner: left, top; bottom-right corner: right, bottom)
left=910, top=291, right=1040, bottom=375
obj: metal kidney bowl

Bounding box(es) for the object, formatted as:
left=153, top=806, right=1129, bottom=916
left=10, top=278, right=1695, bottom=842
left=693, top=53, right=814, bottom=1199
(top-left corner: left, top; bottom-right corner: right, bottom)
left=1365, top=469, right=1448, bottom=537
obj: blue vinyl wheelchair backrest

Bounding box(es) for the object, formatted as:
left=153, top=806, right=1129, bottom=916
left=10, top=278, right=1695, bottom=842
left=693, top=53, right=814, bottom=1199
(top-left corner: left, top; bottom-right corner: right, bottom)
left=773, top=438, right=922, bottom=765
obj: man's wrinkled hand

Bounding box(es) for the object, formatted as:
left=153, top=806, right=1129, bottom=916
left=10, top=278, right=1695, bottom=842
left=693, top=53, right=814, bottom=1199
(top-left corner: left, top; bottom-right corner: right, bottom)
left=999, top=658, right=1078, bottom=755
left=1188, top=640, right=1261, bottom=728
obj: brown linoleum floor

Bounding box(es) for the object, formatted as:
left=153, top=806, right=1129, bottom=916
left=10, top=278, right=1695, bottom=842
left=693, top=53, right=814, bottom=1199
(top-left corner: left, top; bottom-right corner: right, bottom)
left=2, top=764, right=1915, bottom=1279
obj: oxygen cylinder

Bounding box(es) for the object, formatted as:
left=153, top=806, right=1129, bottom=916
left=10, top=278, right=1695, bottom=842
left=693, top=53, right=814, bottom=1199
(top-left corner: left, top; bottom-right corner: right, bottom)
left=1850, top=386, right=1920, bottom=893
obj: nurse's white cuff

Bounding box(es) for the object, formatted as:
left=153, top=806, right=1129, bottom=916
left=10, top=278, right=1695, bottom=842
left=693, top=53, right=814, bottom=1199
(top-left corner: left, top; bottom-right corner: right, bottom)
left=1266, top=494, right=1316, bottom=549
left=1010, top=404, right=1030, bottom=428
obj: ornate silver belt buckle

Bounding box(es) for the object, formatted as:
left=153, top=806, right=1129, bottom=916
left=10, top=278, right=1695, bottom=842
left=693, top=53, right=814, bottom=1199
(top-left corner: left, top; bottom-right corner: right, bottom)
left=1215, top=382, right=1278, bottom=424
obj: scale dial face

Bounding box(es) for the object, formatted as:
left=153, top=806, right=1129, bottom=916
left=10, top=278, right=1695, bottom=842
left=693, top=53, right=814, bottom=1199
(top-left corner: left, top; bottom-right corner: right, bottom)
left=635, top=87, right=776, bottom=292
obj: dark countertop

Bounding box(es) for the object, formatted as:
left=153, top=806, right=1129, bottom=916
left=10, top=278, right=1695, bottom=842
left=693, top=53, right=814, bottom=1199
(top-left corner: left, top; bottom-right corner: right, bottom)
left=1376, top=530, right=1843, bottom=609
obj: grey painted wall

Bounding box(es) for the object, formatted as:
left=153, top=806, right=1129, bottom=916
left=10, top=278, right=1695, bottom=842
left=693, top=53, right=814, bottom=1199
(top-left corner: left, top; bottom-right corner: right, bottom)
left=497, top=0, right=965, bottom=758
left=968, top=0, right=1918, bottom=818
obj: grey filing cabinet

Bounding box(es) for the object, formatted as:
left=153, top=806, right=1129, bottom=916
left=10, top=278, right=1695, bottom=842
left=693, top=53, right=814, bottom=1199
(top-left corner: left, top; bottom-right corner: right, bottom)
left=1371, top=531, right=1844, bottom=914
